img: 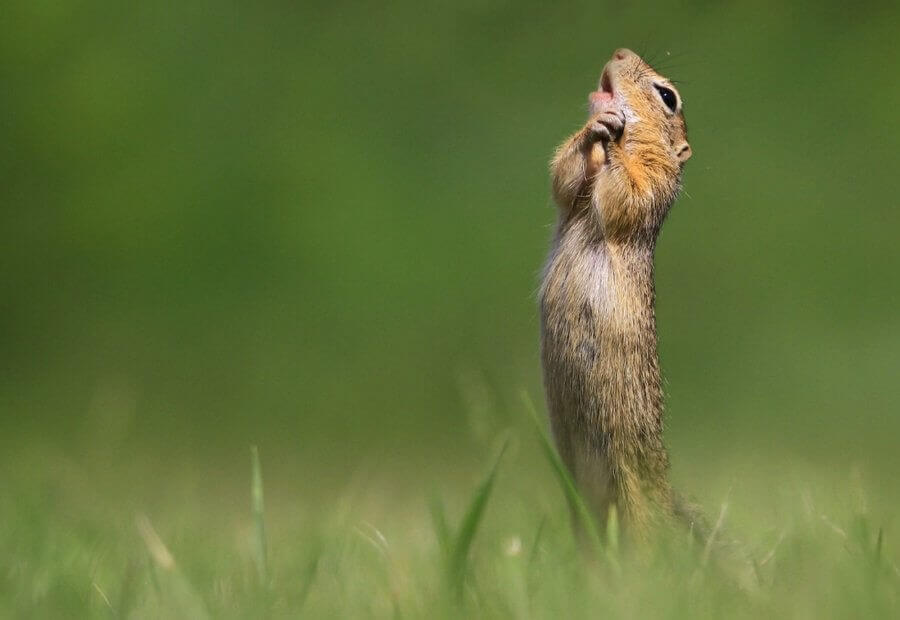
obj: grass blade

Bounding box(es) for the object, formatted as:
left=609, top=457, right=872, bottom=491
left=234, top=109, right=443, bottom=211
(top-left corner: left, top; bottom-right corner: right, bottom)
left=606, top=504, right=620, bottom=556
left=875, top=526, right=883, bottom=563
left=448, top=436, right=509, bottom=598
left=700, top=498, right=729, bottom=568
left=293, top=543, right=322, bottom=613
left=428, top=492, right=452, bottom=560
left=527, top=515, right=547, bottom=570
left=251, top=445, right=269, bottom=587
left=136, top=515, right=210, bottom=619
left=521, top=391, right=607, bottom=563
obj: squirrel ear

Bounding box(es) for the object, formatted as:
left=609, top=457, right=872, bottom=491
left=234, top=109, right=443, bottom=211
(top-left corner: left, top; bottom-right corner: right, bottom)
left=675, top=142, right=692, bottom=163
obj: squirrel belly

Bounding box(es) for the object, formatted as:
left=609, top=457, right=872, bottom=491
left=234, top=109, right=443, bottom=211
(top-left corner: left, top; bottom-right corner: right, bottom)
left=541, top=221, right=672, bottom=536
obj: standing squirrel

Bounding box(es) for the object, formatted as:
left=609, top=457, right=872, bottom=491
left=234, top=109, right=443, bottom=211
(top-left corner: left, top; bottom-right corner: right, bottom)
left=540, top=49, right=693, bottom=540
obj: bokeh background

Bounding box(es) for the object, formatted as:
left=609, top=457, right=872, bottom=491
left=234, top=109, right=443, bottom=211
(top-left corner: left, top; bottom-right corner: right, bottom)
left=2, top=0, right=899, bottom=514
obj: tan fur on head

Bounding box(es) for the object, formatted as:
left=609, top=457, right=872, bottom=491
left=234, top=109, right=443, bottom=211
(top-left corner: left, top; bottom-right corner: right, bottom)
left=590, top=48, right=690, bottom=241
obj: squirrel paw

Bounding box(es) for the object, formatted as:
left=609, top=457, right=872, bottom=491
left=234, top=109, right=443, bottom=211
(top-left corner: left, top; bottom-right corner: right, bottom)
left=587, top=111, right=625, bottom=143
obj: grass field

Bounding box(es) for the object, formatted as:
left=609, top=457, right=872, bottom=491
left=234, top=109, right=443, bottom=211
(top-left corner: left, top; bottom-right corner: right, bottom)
left=4, top=407, right=899, bottom=619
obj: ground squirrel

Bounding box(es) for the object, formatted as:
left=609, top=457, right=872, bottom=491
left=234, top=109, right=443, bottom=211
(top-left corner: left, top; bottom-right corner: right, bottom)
left=540, top=49, right=692, bottom=540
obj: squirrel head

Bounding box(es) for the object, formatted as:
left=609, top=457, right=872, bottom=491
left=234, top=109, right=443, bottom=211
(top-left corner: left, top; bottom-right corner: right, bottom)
left=587, top=49, right=691, bottom=240
left=591, top=48, right=691, bottom=167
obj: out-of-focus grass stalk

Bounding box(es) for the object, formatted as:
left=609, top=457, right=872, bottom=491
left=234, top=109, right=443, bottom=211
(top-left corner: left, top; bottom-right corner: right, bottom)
left=251, top=445, right=269, bottom=587
left=136, top=514, right=210, bottom=619
left=447, top=436, right=509, bottom=600
left=606, top=505, right=620, bottom=557
left=429, top=493, right=452, bottom=560
left=521, top=391, right=614, bottom=571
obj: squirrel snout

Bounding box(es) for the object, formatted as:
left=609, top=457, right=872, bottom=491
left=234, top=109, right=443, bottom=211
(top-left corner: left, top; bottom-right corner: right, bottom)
left=613, top=48, right=636, bottom=61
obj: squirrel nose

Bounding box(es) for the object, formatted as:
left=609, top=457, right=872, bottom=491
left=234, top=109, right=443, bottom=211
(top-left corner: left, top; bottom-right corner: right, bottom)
left=613, top=48, right=634, bottom=61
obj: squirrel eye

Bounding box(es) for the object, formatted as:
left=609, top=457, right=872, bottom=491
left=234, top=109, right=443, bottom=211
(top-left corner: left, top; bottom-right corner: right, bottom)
left=654, top=85, right=678, bottom=112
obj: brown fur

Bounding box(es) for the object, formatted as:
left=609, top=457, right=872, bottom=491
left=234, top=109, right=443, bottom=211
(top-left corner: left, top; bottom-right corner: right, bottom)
left=540, top=49, right=692, bottom=540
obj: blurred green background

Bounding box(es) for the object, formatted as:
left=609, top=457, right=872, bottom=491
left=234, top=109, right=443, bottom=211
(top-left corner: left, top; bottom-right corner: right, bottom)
left=2, top=0, right=899, bottom=503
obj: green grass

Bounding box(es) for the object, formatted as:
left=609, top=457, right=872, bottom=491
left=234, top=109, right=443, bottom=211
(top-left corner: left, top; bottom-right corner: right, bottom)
left=2, top=424, right=899, bottom=619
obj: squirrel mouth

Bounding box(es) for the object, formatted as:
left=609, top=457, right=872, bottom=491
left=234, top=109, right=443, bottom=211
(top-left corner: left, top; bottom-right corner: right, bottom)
left=589, top=67, right=615, bottom=111
left=599, top=68, right=613, bottom=95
